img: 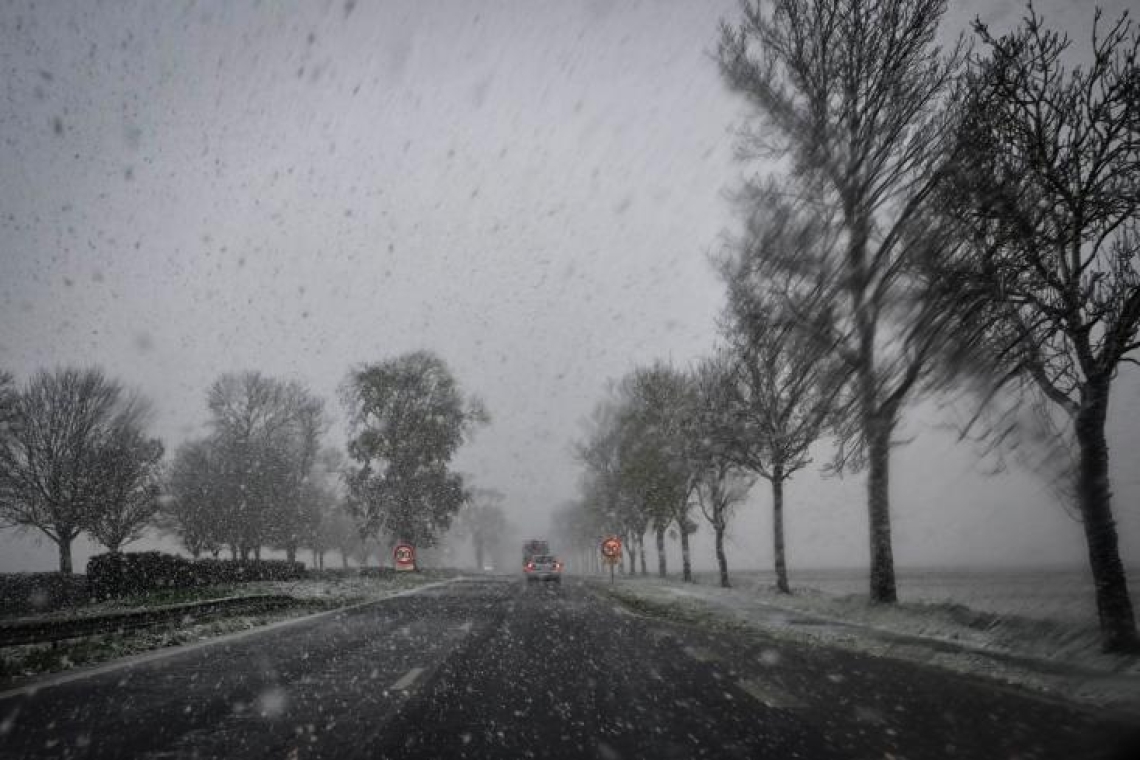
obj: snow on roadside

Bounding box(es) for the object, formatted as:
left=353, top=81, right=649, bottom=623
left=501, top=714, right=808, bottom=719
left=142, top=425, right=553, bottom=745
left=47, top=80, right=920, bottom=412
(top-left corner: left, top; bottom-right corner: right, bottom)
left=244, top=571, right=443, bottom=604
left=0, top=573, right=448, bottom=687
left=599, top=575, right=1140, bottom=714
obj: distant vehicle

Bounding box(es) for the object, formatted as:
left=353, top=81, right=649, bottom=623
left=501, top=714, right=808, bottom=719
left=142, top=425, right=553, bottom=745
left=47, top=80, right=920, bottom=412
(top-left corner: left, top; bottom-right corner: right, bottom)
left=482, top=563, right=495, bottom=573
left=522, top=539, right=549, bottom=567
left=524, top=554, right=562, bottom=583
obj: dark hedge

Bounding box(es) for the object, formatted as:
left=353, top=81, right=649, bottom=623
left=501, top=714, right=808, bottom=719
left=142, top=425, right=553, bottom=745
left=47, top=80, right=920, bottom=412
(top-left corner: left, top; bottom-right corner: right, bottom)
left=87, top=552, right=306, bottom=599
left=0, top=573, right=89, bottom=617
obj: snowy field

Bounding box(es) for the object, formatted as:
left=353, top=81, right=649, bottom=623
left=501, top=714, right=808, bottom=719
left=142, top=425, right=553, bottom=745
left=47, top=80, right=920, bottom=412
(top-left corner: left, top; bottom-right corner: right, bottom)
left=696, top=566, right=1140, bottom=625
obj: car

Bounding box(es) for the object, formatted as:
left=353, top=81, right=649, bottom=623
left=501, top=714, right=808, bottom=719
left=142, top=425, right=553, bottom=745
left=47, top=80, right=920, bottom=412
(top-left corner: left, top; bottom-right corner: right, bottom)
left=524, top=554, right=562, bottom=583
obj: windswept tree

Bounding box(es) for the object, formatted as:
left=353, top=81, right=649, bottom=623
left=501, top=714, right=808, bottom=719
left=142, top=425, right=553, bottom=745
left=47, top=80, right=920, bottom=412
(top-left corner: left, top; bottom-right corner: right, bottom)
left=717, top=205, right=846, bottom=592
left=342, top=351, right=487, bottom=551
left=576, top=395, right=646, bottom=575
left=620, top=363, right=700, bottom=582
left=0, top=368, right=160, bottom=572
left=943, top=8, right=1140, bottom=651
left=718, top=0, right=966, bottom=602
left=689, top=357, right=756, bottom=589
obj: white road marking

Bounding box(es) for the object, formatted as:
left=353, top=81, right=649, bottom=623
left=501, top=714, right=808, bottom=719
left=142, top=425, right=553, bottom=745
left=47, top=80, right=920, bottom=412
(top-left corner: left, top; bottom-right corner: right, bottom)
left=458, top=620, right=473, bottom=633
left=736, top=678, right=806, bottom=711
left=683, top=646, right=717, bottom=663
left=390, top=667, right=425, bottom=691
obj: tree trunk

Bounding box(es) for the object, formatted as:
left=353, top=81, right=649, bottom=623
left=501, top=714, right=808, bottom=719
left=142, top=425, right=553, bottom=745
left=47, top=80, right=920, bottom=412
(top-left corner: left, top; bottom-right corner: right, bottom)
left=679, top=518, right=692, bottom=583
left=655, top=525, right=667, bottom=577
left=714, top=520, right=729, bottom=588
left=318, top=551, right=325, bottom=570
left=285, top=544, right=296, bottom=564
left=772, top=470, right=790, bottom=594
left=254, top=546, right=262, bottom=561
left=638, top=535, right=647, bottom=576
left=341, top=551, right=349, bottom=569
left=866, top=413, right=897, bottom=603
left=57, top=533, right=73, bottom=574
left=474, top=538, right=485, bottom=571
left=625, top=534, right=635, bottom=575
left=1075, top=379, right=1139, bottom=652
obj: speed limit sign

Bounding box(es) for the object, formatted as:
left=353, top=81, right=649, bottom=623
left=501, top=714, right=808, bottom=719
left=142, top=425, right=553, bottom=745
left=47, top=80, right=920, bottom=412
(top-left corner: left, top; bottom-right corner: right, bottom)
left=600, top=537, right=622, bottom=583
left=601, top=536, right=622, bottom=559
left=393, top=543, right=416, bottom=571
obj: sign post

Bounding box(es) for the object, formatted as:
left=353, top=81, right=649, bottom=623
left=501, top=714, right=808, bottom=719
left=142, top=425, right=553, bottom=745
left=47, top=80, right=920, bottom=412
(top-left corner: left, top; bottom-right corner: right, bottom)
left=393, top=543, right=416, bottom=572
left=600, top=536, right=622, bottom=585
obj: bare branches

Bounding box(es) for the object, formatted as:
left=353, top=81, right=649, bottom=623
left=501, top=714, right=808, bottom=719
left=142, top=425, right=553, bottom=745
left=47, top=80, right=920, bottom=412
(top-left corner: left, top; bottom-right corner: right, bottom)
left=950, top=5, right=1140, bottom=395
left=718, top=0, right=966, bottom=604
left=0, top=368, right=161, bottom=571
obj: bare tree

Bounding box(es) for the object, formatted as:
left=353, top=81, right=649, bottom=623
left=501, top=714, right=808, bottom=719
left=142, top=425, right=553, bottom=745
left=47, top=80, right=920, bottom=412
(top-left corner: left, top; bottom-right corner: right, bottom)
left=206, top=372, right=327, bottom=560
left=163, top=438, right=227, bottom=558
left=689, top=357, right=756, bottom=588
left=0, top=368, right=156, bottom=572
left=717, top=0, right=965, bottom=602
left=942, top=7, right=1140, bottom=651
left=716, top=203, right=846, bottom=592
left=87, top=405, right=164, bottom=553
left=454, top=488, right=508, bottom=570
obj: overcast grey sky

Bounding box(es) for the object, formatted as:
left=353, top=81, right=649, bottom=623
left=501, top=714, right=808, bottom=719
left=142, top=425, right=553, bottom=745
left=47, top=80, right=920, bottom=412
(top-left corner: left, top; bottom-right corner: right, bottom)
left=2, top=0, right=1137, bottom=575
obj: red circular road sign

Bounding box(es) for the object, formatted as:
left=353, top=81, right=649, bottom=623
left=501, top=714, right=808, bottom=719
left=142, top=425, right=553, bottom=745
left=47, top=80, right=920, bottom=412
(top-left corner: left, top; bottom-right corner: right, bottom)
left=393, top=543, right=415, bottom=568
left=601, top=537, right=622, bottom=558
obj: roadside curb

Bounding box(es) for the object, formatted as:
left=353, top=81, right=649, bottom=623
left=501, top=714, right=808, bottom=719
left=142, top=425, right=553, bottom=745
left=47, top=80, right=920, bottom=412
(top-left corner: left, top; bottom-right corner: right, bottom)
left=0, top=577, right=463, bottom=701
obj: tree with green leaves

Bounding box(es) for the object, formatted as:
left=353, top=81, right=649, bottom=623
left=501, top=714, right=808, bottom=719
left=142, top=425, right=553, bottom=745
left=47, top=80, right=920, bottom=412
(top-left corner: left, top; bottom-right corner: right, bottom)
left=619, top=363, right=700, bottom=582
left=342, top=351, right=487, bottom=552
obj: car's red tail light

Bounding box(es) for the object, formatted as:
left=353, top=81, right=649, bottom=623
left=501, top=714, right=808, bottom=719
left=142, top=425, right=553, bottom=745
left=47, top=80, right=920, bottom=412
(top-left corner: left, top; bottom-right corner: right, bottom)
left=525, top=562, right=535, bottom=571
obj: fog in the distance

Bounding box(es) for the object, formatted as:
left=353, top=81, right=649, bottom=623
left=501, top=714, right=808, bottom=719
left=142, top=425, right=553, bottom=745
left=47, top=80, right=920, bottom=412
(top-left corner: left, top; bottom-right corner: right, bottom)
left=2, top=0, right=1137, bottom=573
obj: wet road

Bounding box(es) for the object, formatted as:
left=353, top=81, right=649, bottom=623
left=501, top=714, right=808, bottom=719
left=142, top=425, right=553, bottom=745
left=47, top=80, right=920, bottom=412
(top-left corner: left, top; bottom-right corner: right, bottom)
left=1, top=577, right=1135, bottom=759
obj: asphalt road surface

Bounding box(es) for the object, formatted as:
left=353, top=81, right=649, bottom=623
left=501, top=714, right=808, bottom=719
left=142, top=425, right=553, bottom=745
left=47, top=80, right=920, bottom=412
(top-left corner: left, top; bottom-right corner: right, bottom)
left=2, top=577, right=1137, bottom=759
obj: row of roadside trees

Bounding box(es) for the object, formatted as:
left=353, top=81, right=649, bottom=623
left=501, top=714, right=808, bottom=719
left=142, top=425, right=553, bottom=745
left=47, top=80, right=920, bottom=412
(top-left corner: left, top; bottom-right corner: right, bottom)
left=0, top=351, right=490, bottom=575
left=561, top=0, right=1140, bottom=653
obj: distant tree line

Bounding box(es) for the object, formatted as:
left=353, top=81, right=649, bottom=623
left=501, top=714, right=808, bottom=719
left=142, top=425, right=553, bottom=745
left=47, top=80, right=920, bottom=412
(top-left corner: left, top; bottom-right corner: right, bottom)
left=561, top=0, right=1140, bottom=653
left=0, top=351, right=489, bottom=576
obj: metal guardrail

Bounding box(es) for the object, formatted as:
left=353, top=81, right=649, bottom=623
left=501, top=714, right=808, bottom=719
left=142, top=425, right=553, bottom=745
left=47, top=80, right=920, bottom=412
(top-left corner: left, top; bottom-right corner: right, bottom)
left=0, top=594, right=298, bottom=647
